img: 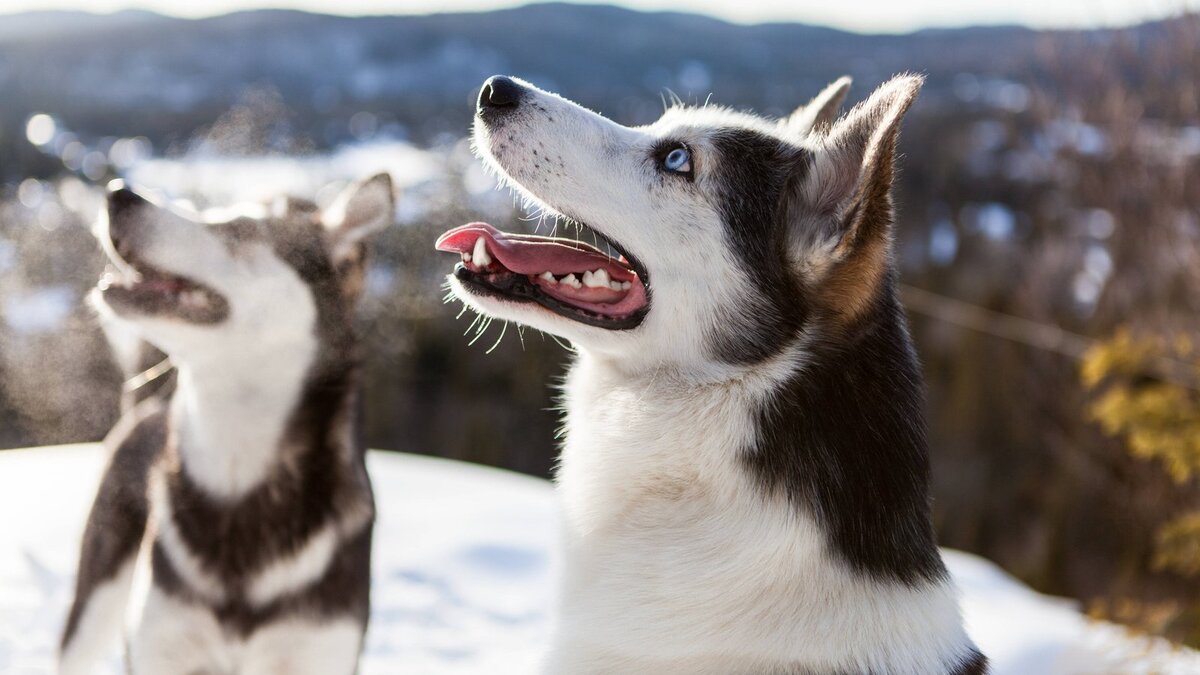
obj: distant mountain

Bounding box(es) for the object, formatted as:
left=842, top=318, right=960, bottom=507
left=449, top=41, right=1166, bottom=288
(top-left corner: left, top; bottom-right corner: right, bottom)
left=0, top=9, right=165, bottom=42
left=0, top=2, right=1166, bottom=181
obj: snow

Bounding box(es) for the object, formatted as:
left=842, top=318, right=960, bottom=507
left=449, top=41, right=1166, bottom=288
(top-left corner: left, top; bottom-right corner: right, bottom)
left=0, top=445, right=554, bottom=675
left=1, top=444, right=1197, bottom=674
left=124, top=141, right=442, bottom=208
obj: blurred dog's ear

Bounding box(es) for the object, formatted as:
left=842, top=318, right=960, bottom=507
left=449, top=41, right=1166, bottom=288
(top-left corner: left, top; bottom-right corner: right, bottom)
left=322, top=172, right=395, bottom=264
left=784, top=76, right=851, bottom=137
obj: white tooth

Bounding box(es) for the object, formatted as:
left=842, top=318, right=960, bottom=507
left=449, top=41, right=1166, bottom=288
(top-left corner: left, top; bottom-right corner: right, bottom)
left=587, top=268, right=610, bottom=288
left=581, top=270, right=596, bottom=287
left=462, top=252, right=471, bottom=263
left=621, top=281, right=632, bottom=290
left=539, top=271, right=556, bottom=284
left=562, top=273, right=581, bottom=288
left=609, top=281, right=623, bottom=291
left=472, top=237, right=492, bottom=266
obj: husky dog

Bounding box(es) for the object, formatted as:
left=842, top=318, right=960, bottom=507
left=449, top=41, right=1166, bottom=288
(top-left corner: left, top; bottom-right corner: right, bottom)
left=59, top=174, right=393, bottom=675
left=437, top=76, right=986, bottom=674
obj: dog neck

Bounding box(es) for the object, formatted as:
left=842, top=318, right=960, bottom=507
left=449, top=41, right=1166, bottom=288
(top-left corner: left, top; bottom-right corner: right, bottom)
left=169, top=343, right=317, bottom=500
left=553, top=292, right=977, bottom=670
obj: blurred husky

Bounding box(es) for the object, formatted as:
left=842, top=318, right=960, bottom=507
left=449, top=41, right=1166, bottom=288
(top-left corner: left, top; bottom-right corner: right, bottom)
left=59, top=174, right=393, bottom=675
left=438, top=76, right=986, bottom=674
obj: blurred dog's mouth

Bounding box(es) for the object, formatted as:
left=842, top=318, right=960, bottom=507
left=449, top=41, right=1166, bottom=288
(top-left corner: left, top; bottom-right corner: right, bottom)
left=436, top=221, right=649, bottom=330
left=98, top=237, right=228, bottom=324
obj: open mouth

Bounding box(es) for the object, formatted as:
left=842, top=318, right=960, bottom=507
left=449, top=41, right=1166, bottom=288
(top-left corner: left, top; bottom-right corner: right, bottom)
left=98, top=241, right=228, bottom=324
left=436, top=222, right=649, bottom=329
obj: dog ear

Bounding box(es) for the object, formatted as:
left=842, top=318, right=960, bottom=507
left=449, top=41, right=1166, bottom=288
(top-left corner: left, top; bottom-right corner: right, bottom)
left=783, top=76, right=851, bottom=137
left=321, top=172, right=395, bottom=264
left=801, top=74, right=921, bottom=250
left=793, top=74, right=922, bottom=320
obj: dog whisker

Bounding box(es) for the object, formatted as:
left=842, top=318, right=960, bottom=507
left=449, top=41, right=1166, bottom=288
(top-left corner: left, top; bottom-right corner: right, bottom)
left=464, top=311, right=483, bottom=336
left=468, top=316, right=493, bottom=347
left=485, top=320, right=509, bottom=355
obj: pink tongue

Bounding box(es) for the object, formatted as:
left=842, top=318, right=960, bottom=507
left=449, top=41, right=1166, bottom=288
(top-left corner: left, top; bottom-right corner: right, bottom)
left=435, top=222, right=635, bottom=281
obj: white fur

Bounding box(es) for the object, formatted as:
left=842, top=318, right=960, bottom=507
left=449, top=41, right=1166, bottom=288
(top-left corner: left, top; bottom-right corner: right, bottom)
left=137, top=225, right=319, bottom=498
left=170, top=285, right=316, bottom=500
left=128, top=587, right=230, bottom=674
left=98, top=206, right=321, bottom=499
left=94, top=313, right=148, bottom=377
left=129, top=588, right=363, bottom=675
left=451, top=78, right=976, bottom=673
left=548, top=352, right=971, bottom=673
left=241, top=617, right=364, bottom=675
left=147, top=473, right=227, bottom=603
left=80, top=181, right=390, bottom=674
left=245, top=522, right=338, bottom=607
left=466, top=87, right=769, bottom=379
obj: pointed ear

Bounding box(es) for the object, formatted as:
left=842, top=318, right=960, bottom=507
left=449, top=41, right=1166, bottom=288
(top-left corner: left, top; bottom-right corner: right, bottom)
left=792, top=75, right=921, bottom=323
left=322, top=172, right=394, bottom=263
left=802, top=74, right=922, bottom=254
left=784, top=76, right=852, bottom=137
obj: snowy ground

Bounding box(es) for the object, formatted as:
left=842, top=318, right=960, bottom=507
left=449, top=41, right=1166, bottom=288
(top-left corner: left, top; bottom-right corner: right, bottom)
left=0, top=445, right=1196, bottom=674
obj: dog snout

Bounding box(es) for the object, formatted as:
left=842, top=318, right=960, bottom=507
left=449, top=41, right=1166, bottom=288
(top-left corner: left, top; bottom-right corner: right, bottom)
left=478, top=75, right=525, bottom=113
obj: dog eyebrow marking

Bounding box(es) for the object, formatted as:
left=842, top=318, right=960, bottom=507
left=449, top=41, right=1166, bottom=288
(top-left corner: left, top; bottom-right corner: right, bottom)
left=707, top=127, right=812, bottom=365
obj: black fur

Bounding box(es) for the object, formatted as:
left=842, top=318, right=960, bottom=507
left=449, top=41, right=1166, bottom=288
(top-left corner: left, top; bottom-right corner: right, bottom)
left=745, top=282, right=946, bottom=586
left=708, top=129, right=813, bottom=364
left=153, top=365, right=373, bottom=636
left=708, top=129, right=947, bottom=585
left=152, top=525, right=372, bottom=636
left=62, top=322, right=174, bottom=649
left=63, top=199, right=376, bottom=664
left=148, top=212, right=376, bottom=632
left=794, top=647, right=988, bottom=674
left=61, top=402, right=166, bottom=648
left=950, top=649, right=989, bottom=675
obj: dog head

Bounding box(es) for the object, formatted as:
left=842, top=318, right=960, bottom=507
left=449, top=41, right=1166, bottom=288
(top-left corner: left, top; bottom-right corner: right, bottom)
left=439, top=75, right=919, bottom=373
left=94, top=174, right=394, bottom=370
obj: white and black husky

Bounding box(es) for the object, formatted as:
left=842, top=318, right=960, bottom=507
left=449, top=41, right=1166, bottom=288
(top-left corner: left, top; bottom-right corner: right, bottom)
left=438, top=76, right=986, bottom=674
left=59, top=174, right=393, bottom=675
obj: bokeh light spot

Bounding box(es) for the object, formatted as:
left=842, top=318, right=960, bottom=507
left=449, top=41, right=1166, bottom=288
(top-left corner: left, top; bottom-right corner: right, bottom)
left=25, top=114, right=56, bottom=146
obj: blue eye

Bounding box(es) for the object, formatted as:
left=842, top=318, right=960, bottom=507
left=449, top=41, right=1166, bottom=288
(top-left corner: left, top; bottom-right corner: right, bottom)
left=663, top=146, right=692, bottom=174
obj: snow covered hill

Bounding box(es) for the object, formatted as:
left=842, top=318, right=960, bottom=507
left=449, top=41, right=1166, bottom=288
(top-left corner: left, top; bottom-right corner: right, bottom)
left=0, top=445, right=1195, bottom=674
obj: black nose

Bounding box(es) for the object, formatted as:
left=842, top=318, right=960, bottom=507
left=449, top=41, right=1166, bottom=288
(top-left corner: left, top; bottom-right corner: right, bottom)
left=478, top=75, right=524, bottom=111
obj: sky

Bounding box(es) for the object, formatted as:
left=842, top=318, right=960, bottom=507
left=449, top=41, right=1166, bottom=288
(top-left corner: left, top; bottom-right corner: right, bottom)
left=0, top=0, right=1193, bottom=33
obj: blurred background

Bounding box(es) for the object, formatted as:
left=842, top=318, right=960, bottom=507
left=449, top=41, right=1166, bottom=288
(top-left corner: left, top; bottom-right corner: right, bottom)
left=0, top=0, right=1198, bottom=649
